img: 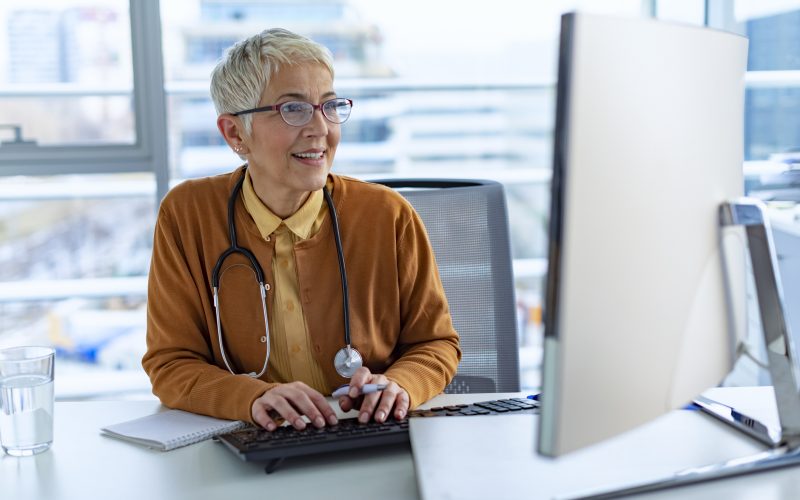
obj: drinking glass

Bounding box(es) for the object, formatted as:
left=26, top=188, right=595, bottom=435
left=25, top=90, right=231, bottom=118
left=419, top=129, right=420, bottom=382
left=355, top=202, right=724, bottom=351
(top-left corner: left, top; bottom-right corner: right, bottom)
left=0, top=346, right=55, bottom=456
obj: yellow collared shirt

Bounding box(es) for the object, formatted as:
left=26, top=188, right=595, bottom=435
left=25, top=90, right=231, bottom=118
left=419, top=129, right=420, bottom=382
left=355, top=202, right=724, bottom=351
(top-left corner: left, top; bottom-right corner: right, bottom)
left=241, top=170, right=329, bottom=393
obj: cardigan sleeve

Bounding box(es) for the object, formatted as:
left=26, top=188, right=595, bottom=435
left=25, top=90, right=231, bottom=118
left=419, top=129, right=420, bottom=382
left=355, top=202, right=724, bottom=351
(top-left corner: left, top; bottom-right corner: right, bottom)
left=383, top=208, right=462, bottom=408
left=141, top=203, right=274, bottom=423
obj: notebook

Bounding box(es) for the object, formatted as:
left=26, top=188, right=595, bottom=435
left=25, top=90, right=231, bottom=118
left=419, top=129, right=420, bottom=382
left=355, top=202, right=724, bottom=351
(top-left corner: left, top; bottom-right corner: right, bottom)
left=101, top=409, right=248, bottom=451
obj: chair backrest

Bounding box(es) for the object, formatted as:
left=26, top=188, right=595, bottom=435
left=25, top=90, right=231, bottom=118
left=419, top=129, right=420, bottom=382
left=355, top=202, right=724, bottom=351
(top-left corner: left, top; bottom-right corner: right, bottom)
left=370, top=178, right=520, bottom=393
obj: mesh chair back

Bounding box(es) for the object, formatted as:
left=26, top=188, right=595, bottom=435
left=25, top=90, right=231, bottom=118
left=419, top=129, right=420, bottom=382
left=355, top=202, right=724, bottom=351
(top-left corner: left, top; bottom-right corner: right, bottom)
left=371, top=179, right=520, bottom=393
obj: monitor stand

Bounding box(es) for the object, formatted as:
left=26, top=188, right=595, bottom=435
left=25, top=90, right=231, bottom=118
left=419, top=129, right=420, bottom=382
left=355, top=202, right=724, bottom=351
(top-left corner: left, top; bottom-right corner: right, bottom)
left=576, top=199, right=800, bottom=499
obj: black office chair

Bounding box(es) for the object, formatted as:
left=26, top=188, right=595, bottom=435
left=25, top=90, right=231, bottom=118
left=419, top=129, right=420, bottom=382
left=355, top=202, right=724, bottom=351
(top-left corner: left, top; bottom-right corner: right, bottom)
left=370, top=179, right=520, bottom=393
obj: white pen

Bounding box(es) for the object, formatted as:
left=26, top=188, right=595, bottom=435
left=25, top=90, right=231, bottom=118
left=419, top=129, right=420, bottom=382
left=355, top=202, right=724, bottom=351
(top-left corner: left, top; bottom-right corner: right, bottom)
left=332, top=383, right=387, bottom=399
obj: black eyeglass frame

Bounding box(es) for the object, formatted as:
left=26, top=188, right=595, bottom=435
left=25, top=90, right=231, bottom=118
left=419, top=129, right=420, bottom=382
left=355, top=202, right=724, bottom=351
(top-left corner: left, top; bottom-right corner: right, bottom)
left=231, top=98, right=353, bottom=126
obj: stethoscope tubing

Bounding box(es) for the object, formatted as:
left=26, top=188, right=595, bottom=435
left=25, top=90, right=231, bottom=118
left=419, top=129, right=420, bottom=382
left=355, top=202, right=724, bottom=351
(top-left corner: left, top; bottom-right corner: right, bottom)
left=212, top=173, right=265, bottom=287
left=211, top=167, right=358, bottom=379
left=323, top=187, right=351, bottom=347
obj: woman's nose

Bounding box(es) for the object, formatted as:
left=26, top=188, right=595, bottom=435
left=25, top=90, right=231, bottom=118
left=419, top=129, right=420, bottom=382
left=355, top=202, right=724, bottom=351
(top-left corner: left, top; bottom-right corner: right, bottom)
left=303, top=107, right=329, bottom=136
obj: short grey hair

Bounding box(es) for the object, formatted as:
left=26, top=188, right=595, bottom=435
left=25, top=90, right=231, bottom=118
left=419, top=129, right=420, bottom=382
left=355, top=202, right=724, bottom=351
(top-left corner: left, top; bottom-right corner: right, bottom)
left=210, top=28, right=335, bottom=137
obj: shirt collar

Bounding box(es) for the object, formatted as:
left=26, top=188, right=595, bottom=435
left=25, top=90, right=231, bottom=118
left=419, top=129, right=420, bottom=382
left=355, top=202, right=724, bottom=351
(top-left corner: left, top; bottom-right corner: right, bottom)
left=241, top=169, right=324, bottom=240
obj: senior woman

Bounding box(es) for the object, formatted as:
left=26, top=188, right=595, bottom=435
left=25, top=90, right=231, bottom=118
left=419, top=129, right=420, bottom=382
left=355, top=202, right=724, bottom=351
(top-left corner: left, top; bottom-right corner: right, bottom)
left=142, top=28, right=461, bottom=432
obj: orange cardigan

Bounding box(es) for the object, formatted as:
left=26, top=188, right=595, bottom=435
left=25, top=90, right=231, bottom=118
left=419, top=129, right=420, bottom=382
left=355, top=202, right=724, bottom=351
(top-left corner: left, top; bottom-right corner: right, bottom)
left=142, top=167, right=461, bottom=423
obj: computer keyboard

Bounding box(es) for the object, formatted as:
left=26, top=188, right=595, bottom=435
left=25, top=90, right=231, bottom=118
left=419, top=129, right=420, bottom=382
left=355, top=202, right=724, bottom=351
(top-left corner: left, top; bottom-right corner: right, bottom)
left=407, top=397, right=538, bottom=418
left=217, top=397, right=538, bottom=473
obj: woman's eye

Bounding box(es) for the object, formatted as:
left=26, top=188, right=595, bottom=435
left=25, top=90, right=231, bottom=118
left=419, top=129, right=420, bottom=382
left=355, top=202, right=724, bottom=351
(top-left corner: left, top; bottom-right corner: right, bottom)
left=283, top=102, right=307, bottom=113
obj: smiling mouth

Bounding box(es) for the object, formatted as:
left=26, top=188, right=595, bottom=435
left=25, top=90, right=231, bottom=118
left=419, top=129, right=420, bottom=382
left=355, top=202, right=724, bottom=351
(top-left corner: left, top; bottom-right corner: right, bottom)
left=292, top=151, right=324, bottom=160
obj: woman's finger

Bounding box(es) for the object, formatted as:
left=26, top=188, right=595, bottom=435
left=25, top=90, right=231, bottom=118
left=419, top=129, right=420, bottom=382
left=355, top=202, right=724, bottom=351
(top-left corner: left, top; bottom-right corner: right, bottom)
left=358, top=390, right=382, bottom=423
left=373, top=390, right=398, bottom=423
left=348, top=366, right=372, bottom=398
left=393, top=389, right=410, bottom=420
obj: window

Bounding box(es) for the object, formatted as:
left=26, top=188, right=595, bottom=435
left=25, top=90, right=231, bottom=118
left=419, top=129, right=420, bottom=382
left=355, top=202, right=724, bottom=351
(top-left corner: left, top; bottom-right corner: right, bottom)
left=740, top=7, right=800, bottom=161
left=0, top=0, right=165, bottom=400
left=0, top=0, right=167, bottom=185
left=1, top=4, right=134, bottom=146
left=9, top=0, right=796, bottom=399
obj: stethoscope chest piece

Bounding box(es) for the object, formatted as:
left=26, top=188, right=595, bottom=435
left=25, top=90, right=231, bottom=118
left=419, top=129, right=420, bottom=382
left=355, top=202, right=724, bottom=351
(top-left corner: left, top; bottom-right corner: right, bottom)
left=334, top=346, right=363, bottom=378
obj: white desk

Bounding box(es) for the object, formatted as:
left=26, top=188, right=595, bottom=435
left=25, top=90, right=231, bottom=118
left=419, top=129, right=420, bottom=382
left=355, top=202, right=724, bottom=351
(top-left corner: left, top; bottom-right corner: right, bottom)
left=411, top=387, right=793, bottom=499
left=2, top=388, right=798, bottom=500
left=1, top=397, right=420, bottom=500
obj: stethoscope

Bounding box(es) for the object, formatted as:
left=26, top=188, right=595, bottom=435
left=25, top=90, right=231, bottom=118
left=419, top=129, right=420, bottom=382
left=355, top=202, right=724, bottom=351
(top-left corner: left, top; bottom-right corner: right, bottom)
left=211, top=167, right=362, bottom=379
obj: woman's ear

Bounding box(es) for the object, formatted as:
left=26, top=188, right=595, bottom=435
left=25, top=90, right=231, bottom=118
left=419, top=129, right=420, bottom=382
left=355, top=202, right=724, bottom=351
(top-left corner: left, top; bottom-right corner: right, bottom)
left=217, top=114, right=248, bottom=155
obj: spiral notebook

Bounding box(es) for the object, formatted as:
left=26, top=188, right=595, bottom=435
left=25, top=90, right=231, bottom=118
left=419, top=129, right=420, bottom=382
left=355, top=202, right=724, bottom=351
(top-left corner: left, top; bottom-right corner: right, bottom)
left=101, top=409, right=248, bottom=451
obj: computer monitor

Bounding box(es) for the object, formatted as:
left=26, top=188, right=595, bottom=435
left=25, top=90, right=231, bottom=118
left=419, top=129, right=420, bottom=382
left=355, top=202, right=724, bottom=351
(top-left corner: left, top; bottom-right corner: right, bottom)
left=537, top=13, right=749, bottom=457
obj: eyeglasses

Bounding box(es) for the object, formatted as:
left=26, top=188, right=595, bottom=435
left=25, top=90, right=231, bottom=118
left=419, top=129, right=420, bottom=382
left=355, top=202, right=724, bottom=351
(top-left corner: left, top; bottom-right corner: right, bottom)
left=232, top=98, right=353, bottom=126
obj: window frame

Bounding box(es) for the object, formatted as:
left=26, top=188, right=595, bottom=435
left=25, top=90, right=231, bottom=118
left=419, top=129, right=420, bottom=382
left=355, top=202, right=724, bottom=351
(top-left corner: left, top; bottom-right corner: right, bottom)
left=0, top=0, right=170, bottom=201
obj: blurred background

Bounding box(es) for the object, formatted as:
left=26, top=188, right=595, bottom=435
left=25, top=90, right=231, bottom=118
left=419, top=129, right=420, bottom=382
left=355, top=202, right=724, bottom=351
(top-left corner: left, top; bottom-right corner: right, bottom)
left=0, top=0, right=798, bottom=400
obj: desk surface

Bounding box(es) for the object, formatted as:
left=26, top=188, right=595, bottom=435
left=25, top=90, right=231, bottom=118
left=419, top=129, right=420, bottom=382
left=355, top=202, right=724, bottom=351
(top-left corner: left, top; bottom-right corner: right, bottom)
left=1, top=388, right=797, bottom=500
left=412, top=387, right=785, bottom=500
left=3, top=392, right=520, bottom=500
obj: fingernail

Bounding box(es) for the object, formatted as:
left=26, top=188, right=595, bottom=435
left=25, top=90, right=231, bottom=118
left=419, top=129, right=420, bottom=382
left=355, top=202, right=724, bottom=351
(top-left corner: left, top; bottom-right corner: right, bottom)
left=350, top=389, right=358, bottom=398
left=359, top=412, right=369, bottom=423
left=328, top=415, right=338, bottom=425
left=398, top=411, right=405, bottom=420
left=295, top=419, right=306, bottom=429
left=315, top=417, right=325, bottom=428
left=376, top=410, right=385, bottom=422
left=266, top=422, right=276, bottom=431
left=339, top=397, right=348, bottom=406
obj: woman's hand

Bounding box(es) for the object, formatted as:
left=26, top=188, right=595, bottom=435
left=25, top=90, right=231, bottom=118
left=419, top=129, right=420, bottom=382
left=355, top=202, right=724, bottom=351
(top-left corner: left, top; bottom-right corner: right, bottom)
left=338, top=367, right=410, bottom=423
left=252, top=382, right=339, bottom=431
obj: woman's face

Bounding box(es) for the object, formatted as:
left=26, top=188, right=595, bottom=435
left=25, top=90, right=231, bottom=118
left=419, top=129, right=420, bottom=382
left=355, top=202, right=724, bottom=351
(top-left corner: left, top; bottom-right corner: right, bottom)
left=244, top=62, right=340, bottom=213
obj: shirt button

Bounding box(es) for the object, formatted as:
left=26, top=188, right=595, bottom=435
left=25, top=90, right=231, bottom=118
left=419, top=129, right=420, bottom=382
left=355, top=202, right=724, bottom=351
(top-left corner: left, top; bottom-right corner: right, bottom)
left=265, top=236, right=271, bottom=242
left=286, top=300, right=295, bottom=312
left=281, top=259, right=289, bottom=269
left=260, top=336, right=267, bottom=343
left=291, top=344, right=301, bottom=353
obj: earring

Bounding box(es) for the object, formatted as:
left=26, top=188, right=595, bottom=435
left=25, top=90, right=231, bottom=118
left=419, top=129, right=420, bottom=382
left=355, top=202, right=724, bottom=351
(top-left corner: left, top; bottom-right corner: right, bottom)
left=233, top=144, right=244, bottom=153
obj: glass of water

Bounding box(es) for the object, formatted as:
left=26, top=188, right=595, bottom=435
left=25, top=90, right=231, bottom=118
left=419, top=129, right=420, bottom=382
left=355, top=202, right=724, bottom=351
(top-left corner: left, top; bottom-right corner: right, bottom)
left=0, top=346, right=55, bottom=456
